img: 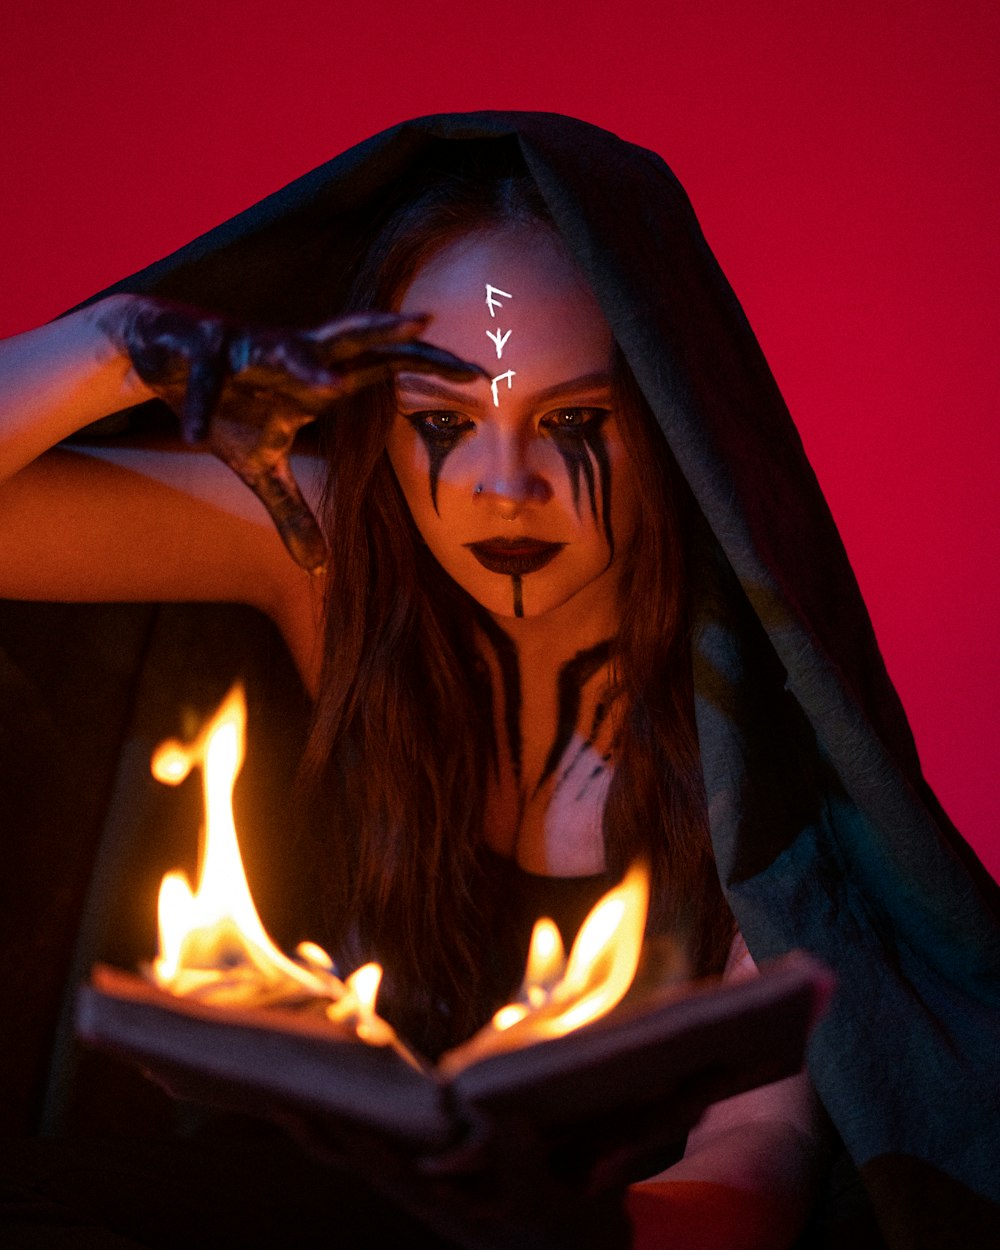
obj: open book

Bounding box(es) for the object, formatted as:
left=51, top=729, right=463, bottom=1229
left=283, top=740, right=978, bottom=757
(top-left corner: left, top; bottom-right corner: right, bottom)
left=76, top=955, right=829, bottom=1159
left=77, top=958, right=831, bottom=1249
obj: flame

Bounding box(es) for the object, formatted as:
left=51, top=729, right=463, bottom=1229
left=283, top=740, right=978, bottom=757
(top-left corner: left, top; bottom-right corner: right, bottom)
left=449, top=862, right=649, bottom=1067
left=146, top=686, right=421, bottom=1059
left=149, top=686, right=335, bottom=1005
left=325, top=962, right=399, bottom=1046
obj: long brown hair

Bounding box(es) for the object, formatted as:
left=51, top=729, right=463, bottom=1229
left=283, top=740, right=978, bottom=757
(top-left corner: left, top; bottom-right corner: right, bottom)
left=302, top=143, right=733, bottom=1053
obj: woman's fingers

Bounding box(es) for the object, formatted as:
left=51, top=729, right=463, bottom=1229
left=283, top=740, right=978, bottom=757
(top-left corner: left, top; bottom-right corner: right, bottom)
left=206, top=399, right=327, bottom=572
left=119, top=299, right=485, bottom=419
left=181, top=351, right=227, bottom=442
left=243, top=458, right=328, bottom=574
left=309, top=311, right=431, bottom=358
left=237, top=327, right=484, bottom=398
left=333, top=339, right=486, bottom=393
left=226, top=340, right=484, bottom=416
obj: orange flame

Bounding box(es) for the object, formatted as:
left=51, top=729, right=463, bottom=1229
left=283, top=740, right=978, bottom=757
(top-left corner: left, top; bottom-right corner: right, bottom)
left=446, top=862, right=649, bottom=1069
left=147, top=686, right=401, bottom=1039
left=149, top=686, right=341, bottom=1005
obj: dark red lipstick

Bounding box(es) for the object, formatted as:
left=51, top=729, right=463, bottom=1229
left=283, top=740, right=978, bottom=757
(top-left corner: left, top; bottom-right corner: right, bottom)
left=464, top=538, right=565, bottom=575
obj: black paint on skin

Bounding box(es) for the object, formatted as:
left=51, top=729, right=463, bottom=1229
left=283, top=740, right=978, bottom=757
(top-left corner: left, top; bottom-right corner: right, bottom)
left=406, top=418, right=465, bottom=515
left=550, top=416, right=615, bottom=561
left=559, top=698, right=611, bottom=801
left=534, top=641, right=612, bottom=798
left=475, top=611, right=524, bottom=784
left=512, top=574, right=524, bottom=618
left=576, top=763, right=609, bottom=803
left=588, top=699, right=609, bottom=748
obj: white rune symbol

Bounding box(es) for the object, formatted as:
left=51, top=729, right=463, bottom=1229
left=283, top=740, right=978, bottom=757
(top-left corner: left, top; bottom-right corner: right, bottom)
left=486, top=327, right=512, bottom=358
left=490, top=370, right=516, bottom=408
left=485, top=283, right=514, bottom=405
left=485, top=284, right=513, bottom=317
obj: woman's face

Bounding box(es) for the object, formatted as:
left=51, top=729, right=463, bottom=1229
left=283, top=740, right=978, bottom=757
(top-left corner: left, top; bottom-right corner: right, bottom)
left=387, top=225, right=641, bottom=623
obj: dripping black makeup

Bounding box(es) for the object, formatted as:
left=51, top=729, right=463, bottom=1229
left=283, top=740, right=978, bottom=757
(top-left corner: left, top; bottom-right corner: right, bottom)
left=399, top=397, right=473, bottom=514
left=544, top=406, right=615, bottom=559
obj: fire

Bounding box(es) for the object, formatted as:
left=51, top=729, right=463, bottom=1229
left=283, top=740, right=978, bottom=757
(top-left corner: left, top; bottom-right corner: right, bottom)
left=445, top=863, right=650, bottom=1069
left=498, top=862, right=648, bottom=1035
left=149, top=687, right=396, bottom=1041
left=146, top=685, right=651, bottom=1069
left=149, top=685, right=338, bottom=1004
left=327, top=962, right=400, bottom=1047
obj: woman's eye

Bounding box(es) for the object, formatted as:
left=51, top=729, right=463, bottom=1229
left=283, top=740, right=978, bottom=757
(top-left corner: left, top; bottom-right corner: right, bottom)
left=405, top=410, right=474, bottom=438
left=542, top=407, right=609, bottom=434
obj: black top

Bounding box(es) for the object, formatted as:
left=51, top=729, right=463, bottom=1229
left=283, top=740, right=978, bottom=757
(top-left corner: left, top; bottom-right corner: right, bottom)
left=484, top=848, right=614, bottom=954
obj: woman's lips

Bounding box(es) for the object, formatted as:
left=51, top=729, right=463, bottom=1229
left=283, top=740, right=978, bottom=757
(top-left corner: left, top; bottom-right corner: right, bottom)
left=464, top=538, right=565, bottom=575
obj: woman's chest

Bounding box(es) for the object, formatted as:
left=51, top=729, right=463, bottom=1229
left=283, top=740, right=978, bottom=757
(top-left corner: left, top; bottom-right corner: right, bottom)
left=481, top=638, right=616, bottom=877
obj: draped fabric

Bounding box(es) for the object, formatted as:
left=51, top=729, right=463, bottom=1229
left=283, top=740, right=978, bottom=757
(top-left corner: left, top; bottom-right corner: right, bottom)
left=7, top=112, right=998, bottom=1243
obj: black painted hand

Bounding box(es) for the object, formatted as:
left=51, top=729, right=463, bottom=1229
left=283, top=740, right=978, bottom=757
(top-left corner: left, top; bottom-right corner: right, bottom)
left=106, top=296, right=482, bottom=572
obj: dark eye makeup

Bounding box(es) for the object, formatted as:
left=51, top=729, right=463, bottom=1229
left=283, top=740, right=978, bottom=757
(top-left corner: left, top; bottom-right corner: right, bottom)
left=540, top=407, right=610, bottom=435
left=400, top=410, right=473, bottom=515
left=403, top=409, right=475, bottom=440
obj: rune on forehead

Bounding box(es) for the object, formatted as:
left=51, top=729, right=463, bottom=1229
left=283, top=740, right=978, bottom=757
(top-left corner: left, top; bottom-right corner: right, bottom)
left=485, top=282, right=516, bottom=409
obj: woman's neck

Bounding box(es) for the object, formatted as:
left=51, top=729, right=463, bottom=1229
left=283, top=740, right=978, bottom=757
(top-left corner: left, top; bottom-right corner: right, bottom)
left=485, top=560, right=621, bottom=673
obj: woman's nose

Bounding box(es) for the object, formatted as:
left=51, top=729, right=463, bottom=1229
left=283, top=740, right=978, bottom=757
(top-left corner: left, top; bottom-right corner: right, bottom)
left=473, top=436, right=553, bottom=518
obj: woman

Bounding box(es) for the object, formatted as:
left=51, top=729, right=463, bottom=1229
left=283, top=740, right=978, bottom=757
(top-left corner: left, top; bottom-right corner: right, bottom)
left=1, top=113, right=998, bottom=1248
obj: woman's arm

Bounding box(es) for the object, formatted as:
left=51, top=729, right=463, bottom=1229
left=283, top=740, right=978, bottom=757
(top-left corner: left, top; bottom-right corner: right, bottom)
left=627, top=1077, right=827, bottom=1250
left=1, top=296, right=480, bottom=680
left=0, top=443, right=323, bottom=671
left=0, top=295, right=151, bottom=482
left=0, top=297, right=322, bottom=672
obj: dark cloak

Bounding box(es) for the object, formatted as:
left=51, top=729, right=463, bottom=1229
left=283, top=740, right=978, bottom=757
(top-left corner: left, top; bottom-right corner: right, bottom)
left=2, top=112, right=998, bottom=1246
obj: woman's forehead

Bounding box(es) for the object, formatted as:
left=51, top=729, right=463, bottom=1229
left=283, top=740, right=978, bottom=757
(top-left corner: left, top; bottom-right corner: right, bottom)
left=397, top=226, right=613, bottom=380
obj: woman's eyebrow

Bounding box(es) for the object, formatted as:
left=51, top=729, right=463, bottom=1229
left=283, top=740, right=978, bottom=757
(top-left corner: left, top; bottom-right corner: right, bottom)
left=528, top=372, right=614, bottom=407
left=396, top=376, right=487, bottom=407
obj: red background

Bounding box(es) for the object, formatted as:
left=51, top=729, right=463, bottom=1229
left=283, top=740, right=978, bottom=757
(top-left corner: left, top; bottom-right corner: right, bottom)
left=1, top=1, right=996, bottom=876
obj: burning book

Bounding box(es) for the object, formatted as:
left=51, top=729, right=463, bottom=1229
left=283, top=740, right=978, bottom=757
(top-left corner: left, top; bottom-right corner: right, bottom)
left=74, top=686, right=830, bottom=1249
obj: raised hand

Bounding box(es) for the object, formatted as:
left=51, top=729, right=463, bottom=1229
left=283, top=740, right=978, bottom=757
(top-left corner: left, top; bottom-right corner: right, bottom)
left=106, top=297, right=483, bottom=572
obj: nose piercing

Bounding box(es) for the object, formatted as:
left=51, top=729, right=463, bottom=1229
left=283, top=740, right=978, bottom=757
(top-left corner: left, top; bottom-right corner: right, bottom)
left=474, top=482, right=523, bottom=518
